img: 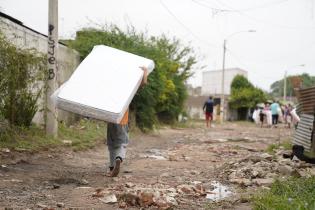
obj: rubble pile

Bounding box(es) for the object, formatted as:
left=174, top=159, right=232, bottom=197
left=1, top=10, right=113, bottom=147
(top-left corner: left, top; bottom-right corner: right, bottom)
left=218, top=151, right=315, bottom=187
left=92, top=183, right=179, bottom=209
left=92, top=181, right=233, bottom=209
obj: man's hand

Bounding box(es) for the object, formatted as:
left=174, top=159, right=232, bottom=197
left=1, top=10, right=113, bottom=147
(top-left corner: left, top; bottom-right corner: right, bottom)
left=139, top=66, right=148, bottom=86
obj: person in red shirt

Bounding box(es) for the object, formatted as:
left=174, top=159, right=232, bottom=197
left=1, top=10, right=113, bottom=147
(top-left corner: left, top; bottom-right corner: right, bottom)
left=203, top=96, right=214, bottom=128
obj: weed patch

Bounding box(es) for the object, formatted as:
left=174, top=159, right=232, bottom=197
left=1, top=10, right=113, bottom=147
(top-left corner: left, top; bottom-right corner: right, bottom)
left=0, top=119, right=105, bottom=151
left=266, top=139, right=292, bottom=154
left=252, top=177, right=315, bottom=210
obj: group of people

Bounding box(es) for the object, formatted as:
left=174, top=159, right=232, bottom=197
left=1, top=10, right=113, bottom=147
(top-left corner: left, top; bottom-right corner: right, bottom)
left=252, top=101, right=296, bottom=128
left=202, top=96, right=298, bottom=129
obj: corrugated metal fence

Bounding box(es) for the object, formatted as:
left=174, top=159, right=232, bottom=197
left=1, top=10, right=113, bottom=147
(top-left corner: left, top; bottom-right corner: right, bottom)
left=293, top=86, right=315, bottom=152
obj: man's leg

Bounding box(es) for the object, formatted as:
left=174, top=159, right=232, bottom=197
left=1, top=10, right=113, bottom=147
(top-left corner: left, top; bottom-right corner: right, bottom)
left=287, top=116, right=291, bottom=128
left=106, top=123, right=128, bottom=177
left=110, top=143, right=127, bottom=177
left=272, top=115, right=275, bottom=125
left=205, top=113, right=210, bottom=127
left=106, top=123, right=115, bottom=173
left=108, top=145, right=115, bottom=171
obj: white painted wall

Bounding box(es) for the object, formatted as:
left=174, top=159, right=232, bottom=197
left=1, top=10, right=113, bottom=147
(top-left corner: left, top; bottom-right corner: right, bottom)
left=201, top=68, right=248, bottom=96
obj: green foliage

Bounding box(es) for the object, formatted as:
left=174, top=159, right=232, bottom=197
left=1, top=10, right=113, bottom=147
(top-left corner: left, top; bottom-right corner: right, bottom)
left=58, top=119, right=106, bottom=151
left=266, top=139, right=292, bottom=155
left=66, top=25, right=197, bottom=130
left=0, top=119, right=105, bottom=151
left=253, top=177, right=315, bottom=210
left=270, top=73, right=315, bottom=98
left=229, top=75, right=267, bottom=109
left=231, top=74, right=254, bottom=90
left=0, top=32, right=46, bottom=127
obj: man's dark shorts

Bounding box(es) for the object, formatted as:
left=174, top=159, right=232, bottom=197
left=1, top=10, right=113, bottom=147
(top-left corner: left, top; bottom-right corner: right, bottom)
left=205, top=112, right=213, bottom=121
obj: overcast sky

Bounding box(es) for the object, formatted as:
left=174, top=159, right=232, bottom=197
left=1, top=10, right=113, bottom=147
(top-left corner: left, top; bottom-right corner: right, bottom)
left=1, top=0, right=314, bottom=90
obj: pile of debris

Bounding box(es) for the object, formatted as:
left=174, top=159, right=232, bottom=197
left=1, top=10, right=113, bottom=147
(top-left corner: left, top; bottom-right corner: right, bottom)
left=218, top=151, right=315, bottom=187
left=92, top=180, right=233, bottom=209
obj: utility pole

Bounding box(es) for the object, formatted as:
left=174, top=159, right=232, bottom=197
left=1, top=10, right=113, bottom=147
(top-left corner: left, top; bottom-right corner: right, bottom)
left=283, top=70, right=287, bottom=102
left=219, top=30, right=255, bottom=123
left=46, top=0, right=58, bottom=137
left=220, top=39, right=226, bottom=123
left=283, top=64, right=304, bottom=102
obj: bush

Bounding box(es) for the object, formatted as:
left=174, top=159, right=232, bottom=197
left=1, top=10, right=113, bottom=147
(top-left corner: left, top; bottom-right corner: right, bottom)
left=229, top=75, right=267, bottom=110
left=253, top=177, right=315, bottom=210
left=65, top=25, right=197, bottom=130
left=0, top=32, right=46, bottom=127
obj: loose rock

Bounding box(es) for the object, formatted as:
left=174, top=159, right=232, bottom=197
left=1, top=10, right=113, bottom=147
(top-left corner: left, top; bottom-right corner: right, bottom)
left=253, top=178, right=273, bottom=186
left=139, top=192, right=154, bottom=207
left=229, top=178, right=252, bottom=186
left=278, top=165, right=293, bottom=176
left=125, top=182, right=135, bottom=188
left=177, top=184, right=194, bottom=194
left=57, top=202, right=65, bottom=207
left=99, top=194, right=117, bottom=204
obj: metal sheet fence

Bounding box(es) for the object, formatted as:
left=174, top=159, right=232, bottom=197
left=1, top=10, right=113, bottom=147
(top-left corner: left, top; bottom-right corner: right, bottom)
left=293, top=86, right=315, bottom=151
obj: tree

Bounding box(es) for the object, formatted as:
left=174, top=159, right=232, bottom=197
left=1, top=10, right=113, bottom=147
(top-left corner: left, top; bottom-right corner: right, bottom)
left=229, top=75, right=267, bottom=110
left=65, top=25, right=197, bottom=130
left=231, top=74, right=254, bottom=90
left=270, top=73, right=315, bottom=97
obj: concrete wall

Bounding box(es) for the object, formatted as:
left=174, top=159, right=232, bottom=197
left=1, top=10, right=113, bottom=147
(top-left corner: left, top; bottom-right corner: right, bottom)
left=201, top=68, right=248, bottom=96
left=0, top=13, right=81, bottom=125
left=185, top=95, right=221, bottom=121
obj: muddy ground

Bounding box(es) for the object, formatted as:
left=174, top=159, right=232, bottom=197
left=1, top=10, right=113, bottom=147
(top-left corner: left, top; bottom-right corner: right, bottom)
left=0, top=121, right=294, bottom=209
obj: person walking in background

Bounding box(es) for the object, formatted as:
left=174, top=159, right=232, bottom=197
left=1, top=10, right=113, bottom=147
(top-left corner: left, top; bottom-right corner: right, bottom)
left=284, top=104, right=293, bottom=128
left=203, top=96, right=214, bottom=128
left=264, top=102, right=272, bottom=128
left=252, top=106, right=260, bottom=125
left=106, top=67, right=148, bottom=177
left=258, top=105, right=265, bottom=128
left=270, top=101, right=280, bottom=127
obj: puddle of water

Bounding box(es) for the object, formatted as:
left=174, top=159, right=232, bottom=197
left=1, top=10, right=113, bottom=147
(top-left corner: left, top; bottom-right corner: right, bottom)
left=206, top=181, right=232, bottom=201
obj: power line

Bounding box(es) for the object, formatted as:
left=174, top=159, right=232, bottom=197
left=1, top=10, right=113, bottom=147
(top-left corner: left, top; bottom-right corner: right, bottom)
left=225, top=47, right=251, bottom=68
left=225, top=39, right=315, bottom=64
left=214, top=0, right=315, bottom=30
left=236, top=0, right=289, bottom=12
left=193, top=0, right=289, bottom=12
left=159, top=0, right=220, bottom=48
left=225, top=48, right=284, bottom=88
left=191, top=0, right=233, bottom=14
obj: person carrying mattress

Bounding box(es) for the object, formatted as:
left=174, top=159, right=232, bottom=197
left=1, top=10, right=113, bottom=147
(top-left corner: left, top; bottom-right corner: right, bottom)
left=106, top=66, right=148, bottom=177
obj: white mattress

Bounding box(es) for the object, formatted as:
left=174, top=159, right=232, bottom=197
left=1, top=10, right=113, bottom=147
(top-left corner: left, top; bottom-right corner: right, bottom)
left=52, top=45, right=155, bottom=123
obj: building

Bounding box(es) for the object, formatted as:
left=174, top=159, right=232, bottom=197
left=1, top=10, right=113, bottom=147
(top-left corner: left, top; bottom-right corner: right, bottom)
left=0, top=12, right=80, bottom=125
left=201, top=68, right=248, bottom=96
left=201, top=68, right=248, bottom=121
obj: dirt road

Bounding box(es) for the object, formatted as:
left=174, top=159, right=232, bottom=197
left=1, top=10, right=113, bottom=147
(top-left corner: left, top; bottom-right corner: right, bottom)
left=0, top=121, right=293, bottom=209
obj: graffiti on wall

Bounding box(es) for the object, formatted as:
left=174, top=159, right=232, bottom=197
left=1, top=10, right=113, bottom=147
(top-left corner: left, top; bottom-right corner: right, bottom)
left=48, top=24, right=56, bottom=80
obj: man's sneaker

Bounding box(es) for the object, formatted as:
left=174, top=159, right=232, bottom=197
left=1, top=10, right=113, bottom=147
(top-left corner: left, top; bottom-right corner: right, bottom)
left=110, top=158, right=121, bottom=177
left=105, top=167, right=114, bottom=177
